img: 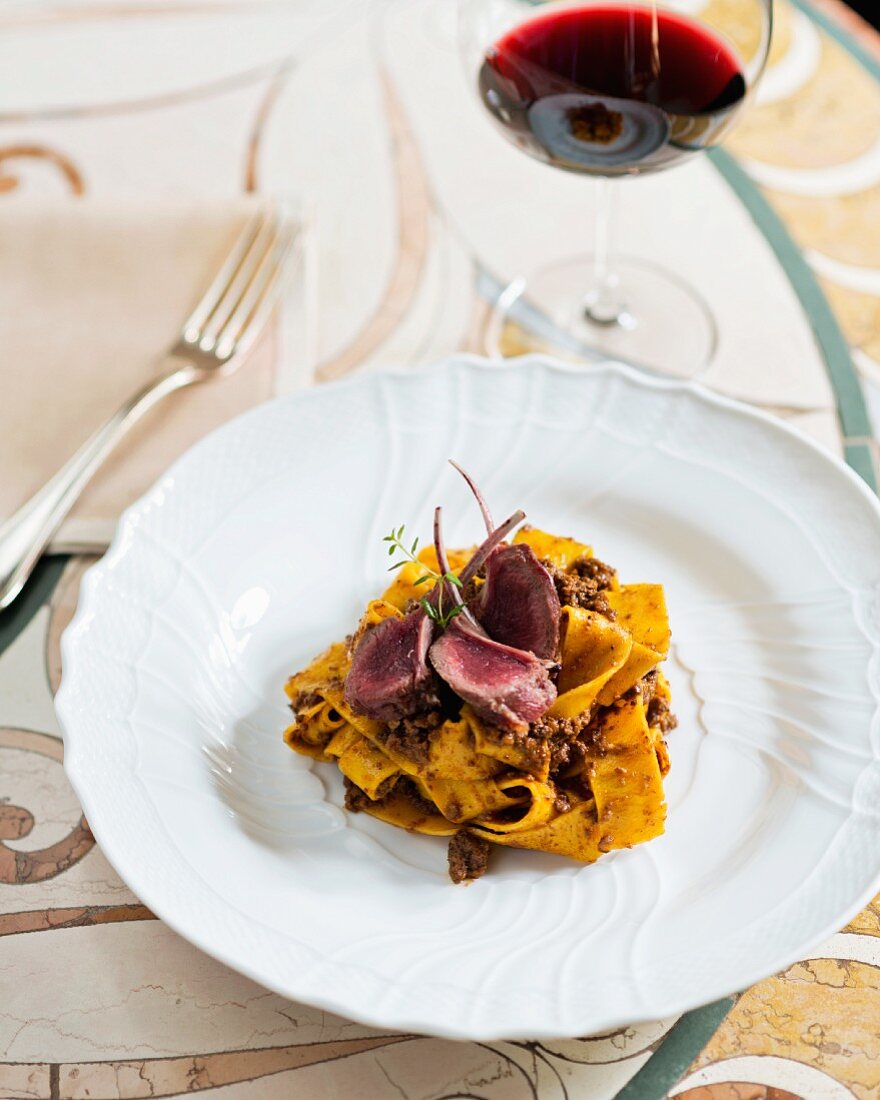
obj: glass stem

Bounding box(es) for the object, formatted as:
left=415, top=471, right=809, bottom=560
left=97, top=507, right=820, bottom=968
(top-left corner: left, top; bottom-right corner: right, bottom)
left=585, top=177, right=623, bottom=327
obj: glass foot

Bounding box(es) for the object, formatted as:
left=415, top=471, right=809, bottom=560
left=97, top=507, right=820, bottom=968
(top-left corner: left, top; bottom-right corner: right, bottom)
left=484, top=255, right=718, bottom=380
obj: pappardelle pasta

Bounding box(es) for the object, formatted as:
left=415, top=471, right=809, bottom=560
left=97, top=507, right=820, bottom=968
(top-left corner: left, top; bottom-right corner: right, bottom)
left=284, top=470, right=675, bottom=883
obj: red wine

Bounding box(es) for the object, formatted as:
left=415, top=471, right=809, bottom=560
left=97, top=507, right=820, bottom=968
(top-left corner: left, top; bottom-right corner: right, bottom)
left=479, top=3, right=747, bottom=176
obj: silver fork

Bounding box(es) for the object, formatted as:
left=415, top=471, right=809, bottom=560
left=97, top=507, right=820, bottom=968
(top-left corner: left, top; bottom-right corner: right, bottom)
left=0, top=206, right=300, bottom=611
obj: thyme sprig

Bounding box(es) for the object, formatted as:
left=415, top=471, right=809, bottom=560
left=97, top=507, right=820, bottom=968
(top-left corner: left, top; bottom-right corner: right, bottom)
left=383, top=524, right=463, bottom=629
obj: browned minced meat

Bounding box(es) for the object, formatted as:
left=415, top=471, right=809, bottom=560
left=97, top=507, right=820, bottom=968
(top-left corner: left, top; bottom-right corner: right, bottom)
left=635, top=669, right=658, bottom=706
left=344, top=775, right=436, bottom=819
left=618, top=670, right=661, bottom=711
left=460, top=562, right=488, bottom=607
left=479, top=724, right=549, bottom=776
left=447, top=830, right=490, bottom=883
left=343, top=776, right=373, bottom=813
left=620, top=671, right=677, bottom=733
left=290, top=689, right=322, bottom=712
left=549, top=736, right=588, bottom=776
left=647, top=692, right=678, bottom=734
left=394, top=776, right=439, bottom=817
left=346, top=621, right=370, bottom=658
left=532, top=709, right=597, bottom=742
left=544, top=556, right=617, bottom=618
left=531, top=709, right=602, bottom=776
left=378, top=708, right=444, bottom=767
left=575, top=555, right=616, bottom=588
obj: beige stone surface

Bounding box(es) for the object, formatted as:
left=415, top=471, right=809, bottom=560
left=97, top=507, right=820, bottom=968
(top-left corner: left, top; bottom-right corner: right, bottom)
left=820, top=279, right=880, bottom=364
left=2, top=0, right=880, bottom=1097
left=770, top=187, right=880, bottom=267
left=729, top=35, right=880, bottom=169
left=845, top=897, right=880, bottom=939
left=692, top=954, right=880, bottom=1100
left=701, top=0, right=792, bottom=69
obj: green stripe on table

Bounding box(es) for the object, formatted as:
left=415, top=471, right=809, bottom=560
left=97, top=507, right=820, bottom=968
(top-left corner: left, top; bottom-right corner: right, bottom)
left=0, top=555, right=68, bottom=664
left=614, top=8, right=880, bottom=1099
left=845, top=441, right=877, bottom=487
left=708, top=147, right=877, bottom=493
left=791, top=0, right=880, bottom=83
left=615, top=997, right=736, bottom=1100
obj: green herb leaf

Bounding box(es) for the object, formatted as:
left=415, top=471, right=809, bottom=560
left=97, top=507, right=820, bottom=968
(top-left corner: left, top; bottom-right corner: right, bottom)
left=431, top=601, right=462, bottom=630
left=383, top=523, right=441, bottom=580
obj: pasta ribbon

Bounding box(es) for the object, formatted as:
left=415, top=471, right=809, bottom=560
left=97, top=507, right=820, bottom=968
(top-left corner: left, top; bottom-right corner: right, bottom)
left=474, top=774, right=558, bottom=833
left=467, top=706, right=550, bottom=781
left=359, top=785, right=459, bottom=836
left=331, top=733, right=401, bottom=799
left=470, top=699, right=665, bottom=859
left=422, top=717, right=501, bottom=782
left=513, top=527, right=593, bottom=570
left=596, top=585, right=670, bottom=704
left=283, top=532, right=675, bottom=876
left=283, top=641, right=351, bottom=759
left=418, top=776, right=514, bottom=823
left=381, top=546, right=472, bottom=611
left=551, top=607, right=631, bottom=717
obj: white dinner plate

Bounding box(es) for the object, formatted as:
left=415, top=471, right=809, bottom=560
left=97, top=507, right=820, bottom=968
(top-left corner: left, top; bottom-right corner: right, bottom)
left=57, top=355, right=880, bottom=1040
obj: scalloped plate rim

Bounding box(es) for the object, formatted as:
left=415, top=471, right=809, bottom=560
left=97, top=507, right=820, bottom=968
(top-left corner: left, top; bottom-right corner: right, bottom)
left=56, top=354, right=880, bottom=1040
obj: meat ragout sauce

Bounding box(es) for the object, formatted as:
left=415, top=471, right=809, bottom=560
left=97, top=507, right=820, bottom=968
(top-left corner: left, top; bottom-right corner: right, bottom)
left=334, top=545, right=674, bottom=882
left=286, top=467, right=675, bottom=883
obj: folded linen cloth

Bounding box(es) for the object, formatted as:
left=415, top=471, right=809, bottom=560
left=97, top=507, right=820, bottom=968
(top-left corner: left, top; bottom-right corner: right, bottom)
left=1, top=198, right=288, bottom=549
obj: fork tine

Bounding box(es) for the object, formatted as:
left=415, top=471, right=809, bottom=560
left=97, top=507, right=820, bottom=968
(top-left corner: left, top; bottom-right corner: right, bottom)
left=182, top=208, right=268, bottom=344
left=196, top=212, right=281, bottom=352
left=214, top=218, right=300, bottom=361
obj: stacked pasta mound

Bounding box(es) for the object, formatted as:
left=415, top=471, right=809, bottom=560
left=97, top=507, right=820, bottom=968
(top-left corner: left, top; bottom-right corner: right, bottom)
left=284, top=505, right=675, bottom=882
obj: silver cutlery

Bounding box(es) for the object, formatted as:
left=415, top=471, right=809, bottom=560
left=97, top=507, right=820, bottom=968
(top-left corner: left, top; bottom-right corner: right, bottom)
left=0, top=206, right=299, bottom=611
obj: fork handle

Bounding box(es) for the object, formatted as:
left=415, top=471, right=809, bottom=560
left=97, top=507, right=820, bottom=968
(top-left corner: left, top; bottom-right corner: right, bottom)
left=0, top=360, right=200, bottom=611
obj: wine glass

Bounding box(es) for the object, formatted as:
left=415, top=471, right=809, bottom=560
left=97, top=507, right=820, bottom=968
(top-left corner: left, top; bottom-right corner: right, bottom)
left=459, top=0, right=773, bottom=376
